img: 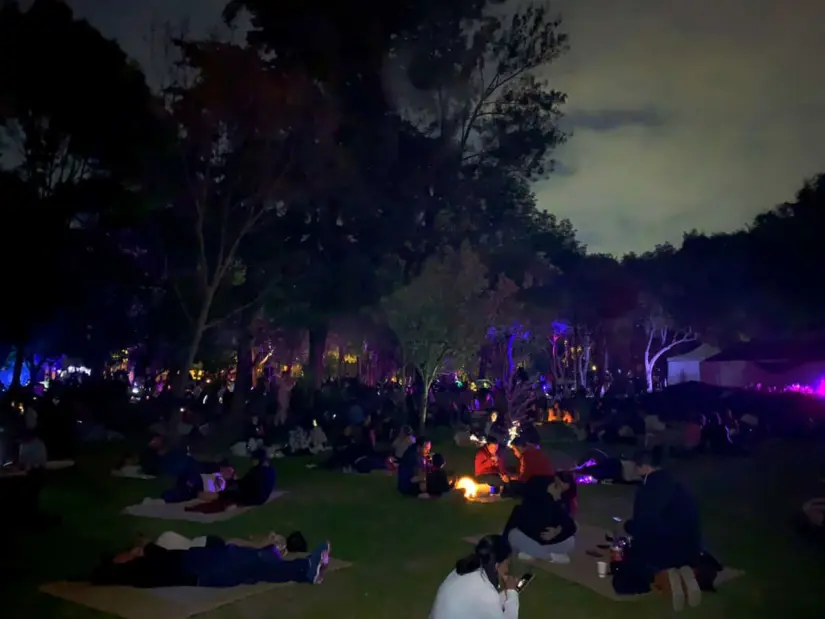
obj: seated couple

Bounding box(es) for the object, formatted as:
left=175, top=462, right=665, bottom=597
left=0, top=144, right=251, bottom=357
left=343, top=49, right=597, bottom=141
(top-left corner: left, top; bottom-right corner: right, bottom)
left=90, top=531, right=330, bottom=588
left=503, top=473, right=578, bottom=564
left=323, top=419, right=381, bottom=473
left=160, top=449, right=275, bottom=511
left=124, top=434, right=191, bottom=478
left=397, top=436, right=452, bottom=498
left=475, top=428, right=555, bottom=494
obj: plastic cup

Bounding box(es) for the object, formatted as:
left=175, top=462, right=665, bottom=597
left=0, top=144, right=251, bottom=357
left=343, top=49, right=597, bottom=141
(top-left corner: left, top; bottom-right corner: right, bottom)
left=597, top=561, right=608, bottom=578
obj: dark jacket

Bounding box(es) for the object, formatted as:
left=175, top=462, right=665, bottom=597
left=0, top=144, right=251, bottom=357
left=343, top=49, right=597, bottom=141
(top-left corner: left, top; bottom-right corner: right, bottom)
left=504, top=475, right=576, bottom=545
left=236, top=463, right=276, bottom=506
left=628, top=469, right=701, bottom=570
left=397, top=444, right=421, bottom=494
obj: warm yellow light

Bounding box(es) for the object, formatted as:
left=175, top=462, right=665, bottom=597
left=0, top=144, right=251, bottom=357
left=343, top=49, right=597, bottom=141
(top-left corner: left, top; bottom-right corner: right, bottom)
left=456, top=477, right=479, bottom=498
left=591, top=365, right=597, bottom=371
left=343, top=354, right=358, bottom=363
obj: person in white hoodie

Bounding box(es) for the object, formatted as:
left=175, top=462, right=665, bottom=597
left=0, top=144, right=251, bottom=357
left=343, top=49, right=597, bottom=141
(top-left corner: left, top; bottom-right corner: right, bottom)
left=429, top=534, right=519, bottom=619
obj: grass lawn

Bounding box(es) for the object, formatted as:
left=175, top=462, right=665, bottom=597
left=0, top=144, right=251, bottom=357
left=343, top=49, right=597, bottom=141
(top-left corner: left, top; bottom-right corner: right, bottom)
left=5, top=437, right=824, bottom=619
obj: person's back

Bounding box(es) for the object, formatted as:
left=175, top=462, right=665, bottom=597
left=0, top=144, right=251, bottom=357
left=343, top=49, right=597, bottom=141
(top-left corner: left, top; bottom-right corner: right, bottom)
left=18, top=435, right=48, bottom=469
left=632, top=469, right=701, bottom=569
left=430, top=570, right=511, bottom=619
left=397, top=443, right=419, bottom=494
left=239, top=462, right=276, bottom=505
left=518, top=447, right=555, bottom=481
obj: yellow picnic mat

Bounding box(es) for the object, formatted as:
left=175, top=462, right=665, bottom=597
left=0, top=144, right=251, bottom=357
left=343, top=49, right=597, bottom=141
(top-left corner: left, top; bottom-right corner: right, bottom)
left=464, top=524, right=744, bottom=601
left=40, top=556, right=352, bottom=619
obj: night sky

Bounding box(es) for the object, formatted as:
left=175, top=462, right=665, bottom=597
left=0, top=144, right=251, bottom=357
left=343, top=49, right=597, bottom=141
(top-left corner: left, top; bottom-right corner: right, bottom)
left=64, top=0, right=825, bottom=255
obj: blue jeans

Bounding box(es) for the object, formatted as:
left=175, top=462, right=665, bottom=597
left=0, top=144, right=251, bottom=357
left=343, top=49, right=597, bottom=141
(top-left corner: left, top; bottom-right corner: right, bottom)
left=508, top=528, right=576, bottom=559
left=184, top=544, right=310, bottom=587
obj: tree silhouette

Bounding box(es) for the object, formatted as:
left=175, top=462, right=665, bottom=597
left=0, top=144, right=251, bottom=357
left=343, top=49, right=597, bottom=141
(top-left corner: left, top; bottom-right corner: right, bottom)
left=0, top=0, right=161, bottom=386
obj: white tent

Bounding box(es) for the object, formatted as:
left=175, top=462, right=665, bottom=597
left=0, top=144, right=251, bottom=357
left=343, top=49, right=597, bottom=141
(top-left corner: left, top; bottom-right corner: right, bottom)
left=667, top=343, right=721, bottom=385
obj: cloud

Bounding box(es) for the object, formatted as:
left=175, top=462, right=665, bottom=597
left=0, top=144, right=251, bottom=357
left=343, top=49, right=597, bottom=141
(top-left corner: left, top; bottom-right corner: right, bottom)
left=67, top=0, right=825, bottom=255
left=536, top=0, right=825, bottom=254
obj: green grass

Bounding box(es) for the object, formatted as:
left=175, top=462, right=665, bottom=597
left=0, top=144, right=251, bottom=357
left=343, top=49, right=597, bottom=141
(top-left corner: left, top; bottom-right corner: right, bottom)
left=5, top=439, right=825, bottom=619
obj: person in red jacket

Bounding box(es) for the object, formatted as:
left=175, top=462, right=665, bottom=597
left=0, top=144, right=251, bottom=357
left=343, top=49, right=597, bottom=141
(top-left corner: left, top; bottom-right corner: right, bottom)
left=473, top=436, right=509, bottom=484
left=510, top=427, right=555, bottom=491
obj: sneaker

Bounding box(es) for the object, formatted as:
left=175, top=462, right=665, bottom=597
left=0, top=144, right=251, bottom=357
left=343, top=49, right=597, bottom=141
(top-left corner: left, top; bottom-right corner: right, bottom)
left=549, top=553, right=570, bottom=564
left=517, top=552, right=535, bottom=561
left=666, top=568, right=685, bottom=611
left=678, top=566, right=702, bottom=607
left=306, top=541, right=331, bottom=584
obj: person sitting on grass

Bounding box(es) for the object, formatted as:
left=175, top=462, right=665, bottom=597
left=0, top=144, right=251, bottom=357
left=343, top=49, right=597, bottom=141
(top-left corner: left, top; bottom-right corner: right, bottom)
left=474, top=436, right=509, bottom=486
left=90, top=533, right=330, bottom=588
left=387, top=425, right=415, bottom=470
left=397, top=435, right=436, bottom=498
left=503, top=474, right=577, bottom=564
left=429, top=533, right=519, bottom=619
left=161, top=459, right=236, bottom=504
left=614, top=449, right=702, bottom=607
left=134, top=434, right=191, bottom=477
left=0, top=431, right=51, bottom=526
left=510, top=427, right=554, bottom=486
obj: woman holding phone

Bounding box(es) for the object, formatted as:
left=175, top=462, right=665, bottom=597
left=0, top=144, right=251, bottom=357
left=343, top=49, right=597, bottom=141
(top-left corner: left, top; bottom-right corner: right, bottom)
left=429, top=534, right=520, bottom=619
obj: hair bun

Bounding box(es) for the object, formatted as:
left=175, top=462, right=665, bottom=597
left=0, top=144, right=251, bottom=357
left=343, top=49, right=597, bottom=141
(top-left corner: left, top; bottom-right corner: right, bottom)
left=475, top=539, right=493, bottom=562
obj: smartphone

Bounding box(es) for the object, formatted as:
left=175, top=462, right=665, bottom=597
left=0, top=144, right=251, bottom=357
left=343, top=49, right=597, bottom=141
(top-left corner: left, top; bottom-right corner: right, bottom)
left=515, top=573, right=534, bottom=593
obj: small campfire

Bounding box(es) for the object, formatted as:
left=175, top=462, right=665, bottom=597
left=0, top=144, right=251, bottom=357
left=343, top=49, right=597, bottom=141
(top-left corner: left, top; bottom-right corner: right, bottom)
left=547, top=409, right=574, bottom=424
left=455, top=476, right=494, bottom=500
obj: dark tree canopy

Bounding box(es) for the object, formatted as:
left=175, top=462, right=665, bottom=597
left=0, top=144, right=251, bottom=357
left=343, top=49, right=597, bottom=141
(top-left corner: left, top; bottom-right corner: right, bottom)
left=0, top=0, right=162, bottom=372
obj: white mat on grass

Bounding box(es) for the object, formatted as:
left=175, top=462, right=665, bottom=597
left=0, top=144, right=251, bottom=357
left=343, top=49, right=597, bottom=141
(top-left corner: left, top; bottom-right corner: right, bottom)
left=0, top=460, right=74, bottom=478
left=463, top=524, right=744, bottom=601
left=112, top=466, right=156, bottom=480
left=123, top=491, right=287, bottom=523
left=40, top=556, right=352, bottom=619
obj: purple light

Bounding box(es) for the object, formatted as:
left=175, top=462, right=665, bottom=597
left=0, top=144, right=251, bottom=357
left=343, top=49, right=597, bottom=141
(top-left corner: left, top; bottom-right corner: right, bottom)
left=576, top=475, right=598, bottom=485
left=574, top=458, right=598, bottom=470
left=784, top=379, right=825, bottom=398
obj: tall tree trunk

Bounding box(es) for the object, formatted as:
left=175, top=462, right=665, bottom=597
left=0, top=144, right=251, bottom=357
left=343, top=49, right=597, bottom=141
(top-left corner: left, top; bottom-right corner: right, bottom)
left=11, top=343, right=25, bottom=389
left=231, top=312, right=256, bottom=417
left=307, top=322, right=328, bottom=388
left=418, top=386, right=429, bottom=436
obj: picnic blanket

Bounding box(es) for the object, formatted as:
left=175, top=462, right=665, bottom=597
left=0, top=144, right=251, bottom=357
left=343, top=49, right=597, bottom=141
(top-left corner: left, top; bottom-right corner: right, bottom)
left=40, top=556, right=352, bottom=619
left=463, top=524, right=744, bottom=601
left=0, top=460, right=75, bottom=478
left=123, top=491, right=287, bottom=523
left=112, top=466, right=156, bottom=480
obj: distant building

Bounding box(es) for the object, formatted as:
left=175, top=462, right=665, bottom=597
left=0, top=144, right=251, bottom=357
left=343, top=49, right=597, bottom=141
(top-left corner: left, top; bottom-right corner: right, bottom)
left=699, top=335, right=825, bottom=389
left=667, top=343, right=721, bottom=385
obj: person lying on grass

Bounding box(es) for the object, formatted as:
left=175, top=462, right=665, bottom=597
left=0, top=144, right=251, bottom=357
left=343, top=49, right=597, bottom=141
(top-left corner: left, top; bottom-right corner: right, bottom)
left=183, top=448, right=276, bottom=512
left=160, top=459, right=236, bottom=503
left=575, top=454, right=642, bottom=484
left=90, top=532, right=330, bottom=588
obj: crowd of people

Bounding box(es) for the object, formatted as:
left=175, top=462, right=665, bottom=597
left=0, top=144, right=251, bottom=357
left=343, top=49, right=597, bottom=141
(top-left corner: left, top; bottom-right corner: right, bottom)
left=430, top=447, right=709, bottom=617
left=1, top=370, right=821, bottom=615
